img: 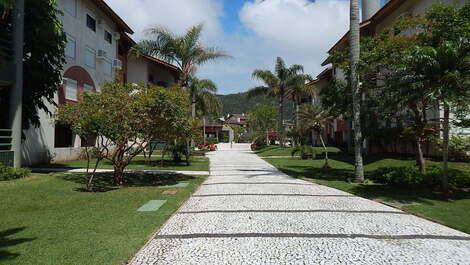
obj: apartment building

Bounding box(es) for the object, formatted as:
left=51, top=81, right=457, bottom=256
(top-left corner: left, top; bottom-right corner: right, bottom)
left=316, top=0, right=468, bottom=153
left=21, top=0, right=180, bottom=166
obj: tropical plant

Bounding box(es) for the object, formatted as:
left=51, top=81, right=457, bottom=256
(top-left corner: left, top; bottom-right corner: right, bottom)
left=297, top=105, right=332, bottom=168
left=246, top=104, right=278, bottom=145
left=349, top=0, right=364, bottom=182
left=291, top=145, right=315, bottom=160
left=188, top=76, right=221, bottom=118
left=414, top=2, right=470, bottom=196
left=132, top=24, right=229, bottom=89
left=247, top=57, right=308, bottom=147
left=286, top=77, right=314, bottom=126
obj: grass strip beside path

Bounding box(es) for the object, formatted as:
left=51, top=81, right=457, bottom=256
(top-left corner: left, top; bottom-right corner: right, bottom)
left=255, top=146, right=342, bottom=157
left=0, top=173, right=207, bottom=265
left=263, top=155, right=470, bottom=234
left=34, top=156, right=209, bottom=172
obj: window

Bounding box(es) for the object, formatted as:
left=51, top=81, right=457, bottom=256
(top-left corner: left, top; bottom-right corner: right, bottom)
left=65, top=79, right=78, bottom=101
left=104, top=30, right=112, bottom=44
left=86, top=14, right=96, bottom=32
left=55, top=124, right=74, bottom=148
left=65, top=34, right=76, bottom=59
left=85, top=47, right=96, bottom=68
left=64, top=0, right=77, bottom=17
left=84, top=84, right=93, bottom=92
left=148, top=74, right=154, bottom=84
left=103, top=60, right=112, bottom=76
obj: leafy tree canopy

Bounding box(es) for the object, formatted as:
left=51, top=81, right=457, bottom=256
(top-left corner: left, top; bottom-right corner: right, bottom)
left=0, top=0, right=66, bottom=129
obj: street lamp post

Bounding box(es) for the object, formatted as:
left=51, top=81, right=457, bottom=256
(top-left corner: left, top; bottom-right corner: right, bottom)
left=9, top=0, right=25, bottom=168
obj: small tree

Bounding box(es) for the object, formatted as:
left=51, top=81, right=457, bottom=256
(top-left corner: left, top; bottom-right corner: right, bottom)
left=297, top=105, right=332, bottom=168
left=247, top=104, right=278, bottom=145
left=57, top=93, right=104, bottom=191
left=58, top=81, right=191, bottom=185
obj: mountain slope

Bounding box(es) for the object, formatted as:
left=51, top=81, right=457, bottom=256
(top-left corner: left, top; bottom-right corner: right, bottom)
left=217, top=92, right=295, bottom=118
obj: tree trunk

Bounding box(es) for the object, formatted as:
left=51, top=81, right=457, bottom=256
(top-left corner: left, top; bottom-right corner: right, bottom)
left=191, top=92, right=196, bottom=147
left=266, top=130, right=269, bottom=146
left=113, top=164, right=125, bottom=185
left=442, top=101, right=450, bottom=197
left=319, top=133, right=330, bottom=168
left=295, top=100, right=300, bottom=128
left=415, top=137, right=426, bottom=173
left=87, top=157, right=102, bottom=192
left=350, top=0, right=364, bottom=182
left=278, top=97, right=284, bottom=147
left=191, top=92, right=196, bottom=118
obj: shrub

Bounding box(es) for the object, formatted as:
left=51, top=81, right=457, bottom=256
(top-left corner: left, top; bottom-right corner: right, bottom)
left=0, top=164, right=31, bottom=181
left=291, top=145, right=316, bottom=160
left=205, top=138, right=218, bottom=145
left=371, top=165, right=470, bottom=188
left=440, top=136, right=470, bottom=162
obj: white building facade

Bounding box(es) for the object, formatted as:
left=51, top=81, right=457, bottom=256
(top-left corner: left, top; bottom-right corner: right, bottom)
left=21, top=0, right=133, bottom=165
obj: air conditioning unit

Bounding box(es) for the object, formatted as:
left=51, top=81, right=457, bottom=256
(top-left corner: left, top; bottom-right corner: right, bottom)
left=112, top=32, right=120, bottom=40
left=97, top=50, right=107, bottom=60
left=112, top=59, right=122, bottom=70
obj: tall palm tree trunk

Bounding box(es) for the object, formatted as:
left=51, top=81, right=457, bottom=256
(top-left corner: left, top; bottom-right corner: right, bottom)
left=442, top=101, right=450, bottom=197
left=350, top=0, right=364, bottom=182
left=278, top=97, right=284, bottom=147
left=191, top=92, right=196, bottom=118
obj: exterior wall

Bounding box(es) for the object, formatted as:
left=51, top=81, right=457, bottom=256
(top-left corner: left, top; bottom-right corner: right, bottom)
left=148, top=63, right=177, bottom=86
left=127, top=56, right=177, bottom=86
left=21, top=0, right=122, bottom=166
left=375, top=0, right=455, bottom=33
left=127, top=57, right=149, bottom=84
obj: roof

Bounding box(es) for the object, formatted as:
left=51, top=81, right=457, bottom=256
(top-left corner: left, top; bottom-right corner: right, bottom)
left=227, top=114, right=246, bottom=119
left=142, top=55, right=181, bottom=74
left=323, top=0, right=408, bottom=62
left=317, top=67, right=333, bottom=79
left=92, top=0, right=134, bottom=34
left=120, top=33, right=181, bottom=74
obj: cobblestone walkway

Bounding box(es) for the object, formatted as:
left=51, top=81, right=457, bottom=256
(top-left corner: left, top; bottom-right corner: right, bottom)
left=130, top=144, right=470, bottom=265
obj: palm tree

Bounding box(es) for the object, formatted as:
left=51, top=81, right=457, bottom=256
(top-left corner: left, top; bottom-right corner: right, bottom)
left=297, top=105, right=332, bottom=168
left=188, top=76, right=221, bottom=118
left=247, top=57, right=308, bottom=147
left=349, top=0, right=364, bottom=182
left=286, top=78, right=314, bottom=127
left=132, top=24, right=229, bottom=91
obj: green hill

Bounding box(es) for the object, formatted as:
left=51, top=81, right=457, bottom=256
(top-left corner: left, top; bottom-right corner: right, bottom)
left=217, top=92, right=295, bottom=119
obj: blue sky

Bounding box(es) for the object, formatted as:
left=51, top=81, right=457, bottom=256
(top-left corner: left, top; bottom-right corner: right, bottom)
left=107, top=0, right=359, bottom=94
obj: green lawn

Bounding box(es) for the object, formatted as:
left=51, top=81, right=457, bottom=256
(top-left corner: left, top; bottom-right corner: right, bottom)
left=254, top=145, right=342, bottom=157
left=34, top=155, right=209, bottom=172
left=264, top=154, right=470, bottom=234
left=0, top=173, right=207, bottom=265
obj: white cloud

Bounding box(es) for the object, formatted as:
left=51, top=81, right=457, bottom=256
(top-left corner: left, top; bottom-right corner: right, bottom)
left=104, top=0, right=223, bottom=40
left=240, top=0, right=349, bottom=52
left=200, top=0, right=350, bottom=94
left=104, top=0, right=350, bottom=95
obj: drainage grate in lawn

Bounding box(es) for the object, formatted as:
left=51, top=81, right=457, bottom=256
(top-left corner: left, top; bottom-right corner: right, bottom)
left=137, top=200, right=167, bottom=212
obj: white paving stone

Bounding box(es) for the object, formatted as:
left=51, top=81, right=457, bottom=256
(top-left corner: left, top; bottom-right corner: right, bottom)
left=129, top=143, right=470, bottom=265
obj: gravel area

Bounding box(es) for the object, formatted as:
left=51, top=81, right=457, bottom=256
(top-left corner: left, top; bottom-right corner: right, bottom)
left=129, top=143, right=470, bottom=265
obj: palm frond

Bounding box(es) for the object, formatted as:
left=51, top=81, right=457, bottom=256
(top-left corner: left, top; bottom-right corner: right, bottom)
left=275, top=57, right=286, bottom=77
